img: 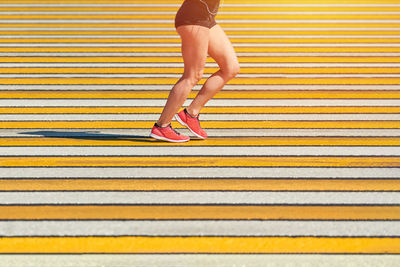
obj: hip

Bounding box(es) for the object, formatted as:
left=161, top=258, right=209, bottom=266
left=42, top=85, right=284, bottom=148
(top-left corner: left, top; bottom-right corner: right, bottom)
left=174, top=0, right=217, bottom=29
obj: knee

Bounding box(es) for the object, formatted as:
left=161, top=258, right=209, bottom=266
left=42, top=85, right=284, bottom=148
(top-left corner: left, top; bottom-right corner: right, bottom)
left=231, top=62, right=240, bottom=78
left=183, top=69, right=204, bottom=87
left=222, top=62, right=240, bottom=80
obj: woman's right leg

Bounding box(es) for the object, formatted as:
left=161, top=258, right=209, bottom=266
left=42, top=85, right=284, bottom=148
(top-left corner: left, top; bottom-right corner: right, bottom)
left=157, top=25, right=210, bottom=127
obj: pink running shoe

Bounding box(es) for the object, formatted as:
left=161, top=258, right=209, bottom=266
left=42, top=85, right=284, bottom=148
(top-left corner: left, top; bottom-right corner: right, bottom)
left=150, top=123, right=190, bottom=143
left=175, top=109, right=208, bottom=139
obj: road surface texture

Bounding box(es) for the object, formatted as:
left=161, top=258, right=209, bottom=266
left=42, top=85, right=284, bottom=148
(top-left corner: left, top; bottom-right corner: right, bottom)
left=0, top=0, right=399, bottom=266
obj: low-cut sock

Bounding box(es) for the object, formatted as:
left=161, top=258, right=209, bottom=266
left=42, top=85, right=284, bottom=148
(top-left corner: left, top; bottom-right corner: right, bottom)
left=155, top=122, right=171, bottom=128
left=184, top=108, right=199, bottom=118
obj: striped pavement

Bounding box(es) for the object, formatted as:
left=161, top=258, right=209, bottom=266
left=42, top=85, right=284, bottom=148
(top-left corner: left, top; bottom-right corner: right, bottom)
left=0, top=0, right=400, bottom=265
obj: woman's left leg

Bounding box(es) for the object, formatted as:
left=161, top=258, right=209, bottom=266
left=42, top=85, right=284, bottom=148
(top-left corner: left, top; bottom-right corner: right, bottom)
left=186, top=24, right=240, bottom=117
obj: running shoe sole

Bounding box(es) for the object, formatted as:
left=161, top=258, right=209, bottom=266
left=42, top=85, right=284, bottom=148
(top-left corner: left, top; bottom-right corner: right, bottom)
left=149, top=133, right=189, bottom=143
left=174, top=114, right=207, bottom=139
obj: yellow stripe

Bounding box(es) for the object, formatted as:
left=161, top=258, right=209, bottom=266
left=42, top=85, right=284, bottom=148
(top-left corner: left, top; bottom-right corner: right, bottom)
left=2, top=7, right=400, bottom=12
left=1, top=237, right=400, bottom=254
left=0, top=47, right=399, bottom=53
left=2, top=57, right=400, bottom=63
left=0, top=78, right=399, bottom=85
left=2, top=205, right=400, bottom=220
left=1, top=137, right=399, bottom=146
left=2, top=38, right=400, bottom=43
left=0, top=121, right=399, bottom=129
left=1, top=107, right=400, bottom=114
left=1, top=90, right=399, bottom=99
left=3, top=0, right=400, bottom=4
left=2, top=67, right=399, bottom=74
left=1, top=179, right=400, bottom=192
left=1, top=23, right=399, bottom=29
left=0, top=14, right=398, bottom=20
left=237, top=57, right=400, bottom=63
left=4, top=31, right=400, bottom=36
left=0, top=156, right=398, bottom=167
left=0, top=30, right=395, bottom=36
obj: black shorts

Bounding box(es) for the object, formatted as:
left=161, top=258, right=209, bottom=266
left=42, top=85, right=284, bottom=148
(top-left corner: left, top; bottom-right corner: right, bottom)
left=175, top=0, right=217, bottom=29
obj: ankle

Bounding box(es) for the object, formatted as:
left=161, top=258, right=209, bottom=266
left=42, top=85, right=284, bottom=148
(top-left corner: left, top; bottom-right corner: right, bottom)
left=156, top=122, right=170, bottom=128
left=185, top=108, right=199, bottom=118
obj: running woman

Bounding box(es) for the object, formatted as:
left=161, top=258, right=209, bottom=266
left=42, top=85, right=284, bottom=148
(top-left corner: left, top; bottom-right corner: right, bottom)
left=150, top=0, right=240, bottom=142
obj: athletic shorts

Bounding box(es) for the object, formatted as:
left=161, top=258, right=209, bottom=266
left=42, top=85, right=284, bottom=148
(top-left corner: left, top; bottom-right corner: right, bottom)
left=174, top=0, right=218, bottom=29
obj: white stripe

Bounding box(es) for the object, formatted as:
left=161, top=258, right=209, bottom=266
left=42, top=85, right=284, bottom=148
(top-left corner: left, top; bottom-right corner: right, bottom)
left=1, top=255, right=400, bottom=267
left=2, top=35, right=400, bottom=39
left=2, top=63, right=399, bottom=67
left=1, top=147, right=398, bottom=157
left=1, top=73, right=399, bottom=78
left=2, top=221, right=400, bottom=237
left=0, top=20, right=399, bottom=23
left=0, top=167, right=397, bottom=179
left=2, top=99, right=400, bottom=108
left=0, top=74, right=398, bottom=78
left=0, top=114, right=398, bottom=121
left=0, top=85, right=399, bottom=90
left=0, top=43, right=398, bottom=47
left=2, top=52, right=400, bottom=57
left=1, top=52, right=400, bottom=57
left=0, top=43, right=181, bottom=47
left=6, top=129, right=400, bottom=137
left=1, top=27, right=399, bottom=31
left=1, top=192, right=399, bottom=205
left=235, top=53, right=400, bottom=56
left=1, top=99, right=399, bottom=107
left=0, top=255, right=398, bottom=267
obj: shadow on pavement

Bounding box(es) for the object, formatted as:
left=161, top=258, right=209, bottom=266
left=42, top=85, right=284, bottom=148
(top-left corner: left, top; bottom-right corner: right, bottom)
left=19, top=130, right=157, bottom=143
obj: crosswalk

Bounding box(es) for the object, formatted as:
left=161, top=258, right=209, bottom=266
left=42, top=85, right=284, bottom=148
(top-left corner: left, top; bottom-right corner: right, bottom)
left=0, top=0, right=399, bottom=265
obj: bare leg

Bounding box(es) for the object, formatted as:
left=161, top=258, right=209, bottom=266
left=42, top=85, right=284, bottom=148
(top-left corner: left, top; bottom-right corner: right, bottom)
left=186, top=24, right=240, bottom=117
left=157, top=25, right=209, bottom=127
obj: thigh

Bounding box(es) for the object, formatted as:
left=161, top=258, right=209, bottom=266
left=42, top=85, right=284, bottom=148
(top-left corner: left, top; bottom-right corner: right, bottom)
left=207, top=24, right=239, bottom=72
left=176, top=25, right=210, bottom=76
